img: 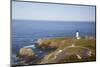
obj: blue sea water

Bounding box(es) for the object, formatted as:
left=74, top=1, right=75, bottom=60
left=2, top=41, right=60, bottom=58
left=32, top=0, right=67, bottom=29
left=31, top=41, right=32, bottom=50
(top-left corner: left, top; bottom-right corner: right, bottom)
left=11, top=20, right=96, bottom=64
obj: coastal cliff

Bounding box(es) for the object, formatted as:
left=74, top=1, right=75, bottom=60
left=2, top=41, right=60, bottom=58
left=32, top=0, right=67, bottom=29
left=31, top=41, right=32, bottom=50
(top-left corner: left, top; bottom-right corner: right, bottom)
left=18, top=36, right=96, bottom=65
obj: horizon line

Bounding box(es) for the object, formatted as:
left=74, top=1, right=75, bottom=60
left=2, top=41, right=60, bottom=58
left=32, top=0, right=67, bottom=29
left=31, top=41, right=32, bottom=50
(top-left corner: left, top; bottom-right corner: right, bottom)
left=12, top=19, right=95, bottom=22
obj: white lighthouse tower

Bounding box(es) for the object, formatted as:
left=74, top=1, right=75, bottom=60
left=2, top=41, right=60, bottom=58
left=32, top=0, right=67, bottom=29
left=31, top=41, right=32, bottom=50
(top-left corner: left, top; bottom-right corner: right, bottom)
left=76, top=30, right=80, bottom=39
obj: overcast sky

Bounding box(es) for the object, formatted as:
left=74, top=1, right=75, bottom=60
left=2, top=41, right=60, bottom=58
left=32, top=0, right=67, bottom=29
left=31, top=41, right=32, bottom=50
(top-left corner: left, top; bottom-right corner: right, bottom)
left=12, top=1, right=95, bottom=22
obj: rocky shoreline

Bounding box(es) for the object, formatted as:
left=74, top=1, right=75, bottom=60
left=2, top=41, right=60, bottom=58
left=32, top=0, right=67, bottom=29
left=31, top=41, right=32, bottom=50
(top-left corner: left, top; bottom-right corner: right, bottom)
left=15, top=36, right=96, bottom=65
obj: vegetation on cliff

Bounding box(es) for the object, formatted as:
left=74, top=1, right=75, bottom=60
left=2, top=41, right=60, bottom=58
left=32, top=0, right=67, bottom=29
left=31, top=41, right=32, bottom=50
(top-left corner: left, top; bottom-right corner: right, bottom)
left=17, top=36, right=96, bottom=65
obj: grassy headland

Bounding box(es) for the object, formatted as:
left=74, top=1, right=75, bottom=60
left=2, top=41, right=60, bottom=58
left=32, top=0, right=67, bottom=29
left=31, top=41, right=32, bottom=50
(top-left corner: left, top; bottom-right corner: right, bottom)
left=36, top=36, right=96, bottom=64
left=17, top=36, right=96, bottom=65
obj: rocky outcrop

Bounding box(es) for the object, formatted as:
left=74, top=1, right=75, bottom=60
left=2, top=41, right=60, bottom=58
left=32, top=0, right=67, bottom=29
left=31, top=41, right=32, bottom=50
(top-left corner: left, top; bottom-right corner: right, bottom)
left=36, top=37, right=72, bottom=48
left=18, top=48, right=35, bottom=61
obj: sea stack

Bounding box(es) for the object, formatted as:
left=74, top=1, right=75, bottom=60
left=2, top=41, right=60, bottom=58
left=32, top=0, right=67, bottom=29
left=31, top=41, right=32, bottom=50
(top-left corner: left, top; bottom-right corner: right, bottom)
left=76, top=30, right=80, bottom=39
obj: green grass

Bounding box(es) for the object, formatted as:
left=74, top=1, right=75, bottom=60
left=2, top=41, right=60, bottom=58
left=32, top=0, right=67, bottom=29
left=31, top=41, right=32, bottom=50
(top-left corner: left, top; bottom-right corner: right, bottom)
left=38, top=36, right=96, bottom=64
left=39, top=36, right=96, bottom=51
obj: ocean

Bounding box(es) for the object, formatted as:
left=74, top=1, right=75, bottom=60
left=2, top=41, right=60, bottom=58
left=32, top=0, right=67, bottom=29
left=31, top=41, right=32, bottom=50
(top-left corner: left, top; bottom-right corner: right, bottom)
left=11, top=20, right=96, bottom=64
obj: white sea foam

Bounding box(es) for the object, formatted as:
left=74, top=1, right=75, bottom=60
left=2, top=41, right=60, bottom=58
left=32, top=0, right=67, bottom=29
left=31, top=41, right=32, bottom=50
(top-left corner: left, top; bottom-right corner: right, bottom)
left=23, top=44, right=36, bottom=48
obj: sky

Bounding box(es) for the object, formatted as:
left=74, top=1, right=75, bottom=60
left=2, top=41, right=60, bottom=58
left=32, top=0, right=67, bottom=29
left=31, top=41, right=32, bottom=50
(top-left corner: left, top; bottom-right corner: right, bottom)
left=12, top=1, right=96, bottom=22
